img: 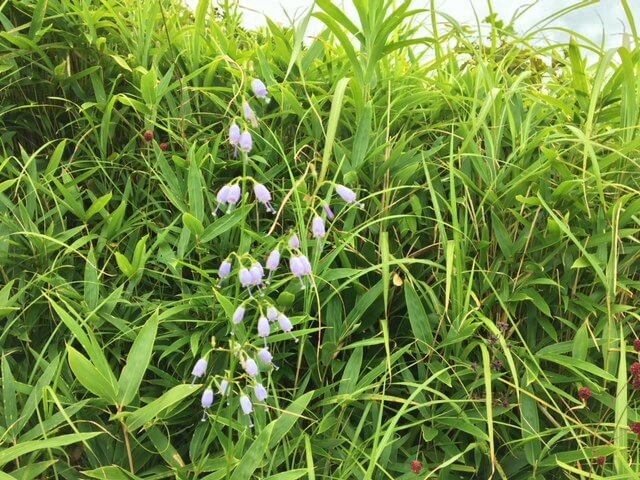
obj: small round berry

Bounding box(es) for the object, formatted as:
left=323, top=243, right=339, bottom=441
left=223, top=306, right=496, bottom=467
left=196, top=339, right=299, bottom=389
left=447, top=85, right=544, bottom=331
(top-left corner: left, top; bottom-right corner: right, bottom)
left=631, top=362, right=640, bottom=377
left=631, top=422, right=640, bottom=436
left=578, top=387, right=592, bottom=402
left=143, top=130, right=154, bottom=142
left=159, top=142, right=170, bottom=151
left=410, top=460, right=423, bottom=474
left=634, top=338, right=640, bottom=352
left=595, top=456, right=606, bottom=467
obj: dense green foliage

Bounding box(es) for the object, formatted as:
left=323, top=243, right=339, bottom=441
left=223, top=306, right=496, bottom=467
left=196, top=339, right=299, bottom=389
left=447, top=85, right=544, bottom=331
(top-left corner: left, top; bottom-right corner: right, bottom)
left=1, top=0, right=640, bottom=478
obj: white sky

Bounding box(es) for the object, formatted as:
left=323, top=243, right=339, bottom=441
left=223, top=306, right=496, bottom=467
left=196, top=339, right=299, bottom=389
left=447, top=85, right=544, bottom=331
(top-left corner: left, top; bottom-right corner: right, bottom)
left=187, top=1, right=638, bottom=49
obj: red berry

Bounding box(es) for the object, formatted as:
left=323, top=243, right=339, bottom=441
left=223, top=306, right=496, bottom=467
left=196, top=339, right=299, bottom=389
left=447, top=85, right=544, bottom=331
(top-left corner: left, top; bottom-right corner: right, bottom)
left=143, top=130, right=154, bottom=142
left=596, top=456, right=606, bottom=466
left=578, top=387, right=592, bottom=402
left=631, top=362, right=640, bottom=377
left=634, top=338, right=640, bottom=352
left=159, top=142, right=170, bottom=151
left=410, top=460, right=423, bottom=474
left=631, top=422, right=640, bottom=435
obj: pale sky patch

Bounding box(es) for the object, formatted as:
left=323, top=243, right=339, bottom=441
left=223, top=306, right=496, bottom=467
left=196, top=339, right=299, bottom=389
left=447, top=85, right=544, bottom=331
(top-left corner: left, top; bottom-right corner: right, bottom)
left=186, top=0, right=637, bottom=51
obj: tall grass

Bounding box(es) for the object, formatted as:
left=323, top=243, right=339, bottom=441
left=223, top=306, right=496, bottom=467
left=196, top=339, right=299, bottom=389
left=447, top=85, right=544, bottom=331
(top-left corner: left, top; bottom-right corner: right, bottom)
left=1, top=0, right=639, bottom=478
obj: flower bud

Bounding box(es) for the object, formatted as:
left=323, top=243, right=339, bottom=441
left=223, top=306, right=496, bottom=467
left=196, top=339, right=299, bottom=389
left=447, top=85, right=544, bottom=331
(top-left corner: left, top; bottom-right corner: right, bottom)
left=266, top=249, right=280, bottom=271
left=243, top=102, right=258, bottom=128
left=243, top=358, right=259, bottom=377
left=192, top=358, right=208, bottom=378
left=323, top=203, right=335, bottom=220
left=219, top=379, right=230, bottom=396
left=233, top=305, right=246, bottom=324
left=239, top=131, right=253, bottom=153
left=257, top=316, right=270, bottom=338
left=240, top=395, right=253, bottom=414
left=278, top=314, right=293, bottom=333
left=201, top=388, right=214, bottom=408
left=219, top=260, right=232, bottom=279
left=254, top=383, right=268, bottom=401
left=251, top=79, right=268, bottom=99
left=288, top=234, right=300, bottom=249
left=143, top=130, right=154, bottom=142
left=229, top=122, right=241, bottom=145
left=159, top=142, right=170, bottom=151
left=266, top=306, right=279, bottom=322
left=311, top=215, right=325, bottom=238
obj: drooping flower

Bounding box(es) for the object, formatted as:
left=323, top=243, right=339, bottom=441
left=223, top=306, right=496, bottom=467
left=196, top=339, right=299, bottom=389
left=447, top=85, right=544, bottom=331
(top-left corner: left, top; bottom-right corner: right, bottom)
left=254, top=183, right=275, bottom=213
left=266, top=306, right=279, bottom=322
left=227, top=184, right=241, bottom=205
left=201, top=388, right=215, bottom=409
left=240, top=395, right=253, bottom=415
left=239, top=268, right=253, bottom=288
left=299, top=255, right=312, bottom=275
left=254, top=383, right=268, bottom=401
left=216, top=184, right=230, bottom=204
left=288, top=233, right=300, bottom=249
left=249, top=262, right=264, bottom=286
left=239, top=131, right=253, bottom=153
left=229, top=122, right=241, bottom=145
left=192, top=358, right=208, bottom=379
left=219, top=260, right=232, bottom=279
left=311, top=215, right=325, bottom=238
left=266, top=249, right=280, bottom=271
left=278, top=314, right=293, bottom=333
left=336, top=184, right=364, bottom=207
left=243, top=102, right=258, bottom=128
left=251, top=79, right=268, bottom=99
left=243, top=358, right=259, bottom=377
left=257, top=348, right=273, bottom=364
left=290, top=255, right=312, bottom=278
left=232, top=305, right=246, bottom=324
left=257, top=316, right=270, bottom=338
left=289, top=256, right=304, bottom=277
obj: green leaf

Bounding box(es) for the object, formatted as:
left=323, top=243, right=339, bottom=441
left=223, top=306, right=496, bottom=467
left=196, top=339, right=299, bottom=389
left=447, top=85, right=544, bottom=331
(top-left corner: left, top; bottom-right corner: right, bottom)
left=82, top=465, right=143, bottom=480
left=183, top=212, right=204, bottom=238
left=404, top=281, right=434, bottom=350
left=117, top=312, right=159, bottom=406
left=115, top=252, right=136, bottom=278
left=230, top=423, right=273, bottom=480
left=0, top=433, right=101, bottom=467
left=140, top=68, right=157, bottom=106
left=125, top=385, right=197, bottom=431
left=67, top=346, right=117, bottom=403
left=85, top=192, right=112, bottom=221
left=269, top=391, right=314, bottom=448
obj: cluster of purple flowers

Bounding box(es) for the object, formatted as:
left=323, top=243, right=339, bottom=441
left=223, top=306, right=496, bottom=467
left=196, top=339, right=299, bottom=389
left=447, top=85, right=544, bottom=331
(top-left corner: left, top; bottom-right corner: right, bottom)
left=187, top=75, right=367, bottom=427
left=227, top=78, right=269, bottom=158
